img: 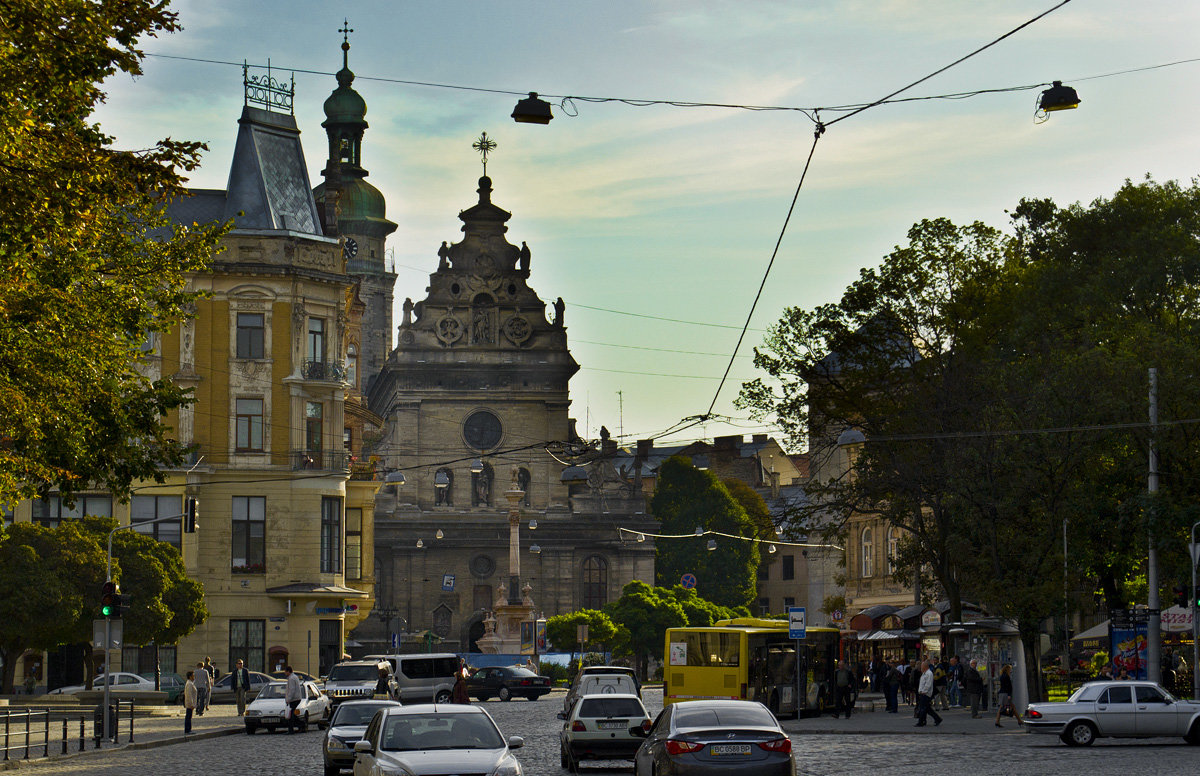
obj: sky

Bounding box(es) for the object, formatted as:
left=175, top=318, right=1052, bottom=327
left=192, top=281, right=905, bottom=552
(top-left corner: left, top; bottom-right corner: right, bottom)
left=94, top=0, right=1200, bottom=453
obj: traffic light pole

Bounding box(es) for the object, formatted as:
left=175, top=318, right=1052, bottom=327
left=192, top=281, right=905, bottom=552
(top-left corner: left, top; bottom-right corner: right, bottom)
left=1191, top=520, right=1199, bottom=701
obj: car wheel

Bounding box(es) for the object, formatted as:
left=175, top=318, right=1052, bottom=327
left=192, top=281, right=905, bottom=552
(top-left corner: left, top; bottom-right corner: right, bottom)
left=244, top=723, right=257, bottom=735
left=560, top=744, right=569, bottom=768
left=475, top=694, right=490, bottom=702
left=264, top=725, right=278, bottom=734
left=498, top=686, right=512, bottom=702
left=323, top=764, right=339, bottom=776
left=434, top=690, right=452, bottom=704
left=300, top=711, right=309, bottom=733
left=1186, top=721, right=1200, bottom=745
left=1062, top=720, right=1096, bottom=747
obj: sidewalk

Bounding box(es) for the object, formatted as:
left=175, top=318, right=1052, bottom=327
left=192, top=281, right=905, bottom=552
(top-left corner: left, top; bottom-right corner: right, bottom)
left=781, top=698, right=1025, bottom=736
left=0, top=705, right=243, bottom=771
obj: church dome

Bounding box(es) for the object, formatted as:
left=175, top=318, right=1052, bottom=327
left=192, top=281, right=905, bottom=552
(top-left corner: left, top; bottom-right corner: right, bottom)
left=313, top=177, right=387, bottom=224
left=323, top=69, right=367, bottom=126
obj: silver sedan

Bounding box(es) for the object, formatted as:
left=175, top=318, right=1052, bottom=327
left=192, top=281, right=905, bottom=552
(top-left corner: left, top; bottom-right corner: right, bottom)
left=632, top=700, right=793, bottom=775
left=1024, top=680, right=1200, bottom=746
left=351, top=704, right=524, bottom=776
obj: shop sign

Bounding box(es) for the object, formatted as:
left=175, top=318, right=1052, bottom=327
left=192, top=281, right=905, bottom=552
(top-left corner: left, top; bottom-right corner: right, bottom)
left=920, top=610, right=941, bottom=627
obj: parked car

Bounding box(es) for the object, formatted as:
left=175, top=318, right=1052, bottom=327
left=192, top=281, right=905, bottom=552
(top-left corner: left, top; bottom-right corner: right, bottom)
left=49, top=672, right=157, bottom=695
left=325, top=660, right=395, bottom=706
left=563, top=665, right=641, bottom=714
left=322, top=699, right=399, bottom=776
left=351, top=703, right=523, bottom=776
left=1024, top=680, right=1200, bottom=746
left=631, top=699, right=793, bottom=776
left=271, top=669, right=319, bottom=684
left=365, top=653, right=460, bottom=704
left=210, top=670, right=274, bottom=704
left=559, top=692, right=651, bottom=773
left=148, top=672, right=186, bottom=704
left=467, top=665, right=551, bottom=702
left=244, top=680, right=331, bottom=734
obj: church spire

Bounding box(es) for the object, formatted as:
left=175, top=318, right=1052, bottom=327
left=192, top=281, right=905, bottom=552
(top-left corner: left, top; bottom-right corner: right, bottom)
left=321, top=18, right=368, bottom=180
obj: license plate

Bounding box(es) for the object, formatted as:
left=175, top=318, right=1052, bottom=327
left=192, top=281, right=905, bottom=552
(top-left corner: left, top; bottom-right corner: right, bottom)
left=261, top=716, right=280, bottom=724
left=710, top=744, right=752, bottom=755
left=598, top=721, right=627, bottom=729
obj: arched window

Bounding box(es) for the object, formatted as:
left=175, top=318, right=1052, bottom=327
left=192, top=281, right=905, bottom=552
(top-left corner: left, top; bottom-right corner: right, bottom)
left=346, top=344, right=358, bottom=389
left=887, top=527, right=900, bottom=575
left=861, top=527, right=874, bottom=578
left=582, top=555, right=608, bottom=609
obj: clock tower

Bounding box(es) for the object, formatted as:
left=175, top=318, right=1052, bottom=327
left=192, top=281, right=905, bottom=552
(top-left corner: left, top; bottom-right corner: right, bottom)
left=313, top=23, right=397, bottom=397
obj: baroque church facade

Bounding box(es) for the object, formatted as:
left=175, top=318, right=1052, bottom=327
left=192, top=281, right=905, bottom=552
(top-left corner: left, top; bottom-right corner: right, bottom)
left=316, top=40, right=657, bottom=654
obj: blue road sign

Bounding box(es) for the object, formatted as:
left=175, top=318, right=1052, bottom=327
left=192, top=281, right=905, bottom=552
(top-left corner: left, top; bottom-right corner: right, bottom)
left=680, top=573, right=697, bottom=589
left=788, top=606, right=807, bottom=639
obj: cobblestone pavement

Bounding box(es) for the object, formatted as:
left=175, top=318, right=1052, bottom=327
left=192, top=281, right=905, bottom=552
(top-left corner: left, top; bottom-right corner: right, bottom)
left=11, top=690, right=1200, bottom=776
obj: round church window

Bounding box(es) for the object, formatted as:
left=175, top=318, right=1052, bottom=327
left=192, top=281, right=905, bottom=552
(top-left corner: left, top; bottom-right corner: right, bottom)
left=470, top=554, right=496, bottom=578
left=463, top=409, right=503, bottom=451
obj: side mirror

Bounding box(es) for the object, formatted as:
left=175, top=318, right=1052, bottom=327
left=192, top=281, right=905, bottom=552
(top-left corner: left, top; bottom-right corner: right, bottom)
left=353, top=740, right=373, bottom=754
left=556, top=712, right=567, bottom=721
left=629, top=725, right=649, bottom=738
left=507, top=735, right=524, bottom=749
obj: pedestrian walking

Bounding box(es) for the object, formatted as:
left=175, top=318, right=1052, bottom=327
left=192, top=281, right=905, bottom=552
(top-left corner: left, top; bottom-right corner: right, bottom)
left=183, top=671, right=197, bottom=735
left=193, top=661, right=211, bottom=716
left=832, top=660, right=856, bottom=719
left=963, top=658, right=985, bottom=718
left=884, top=660, right=901, bottom=713
left=452, top=662, right=471, bottom=704
left=994, top=664, right=1019, bottom=727
left=932, top=657, right=949, bottom=710
left=374, top=667, right=392, bottom=700
left=977, top=661, right=989, bottom=711
left=908, top=659, right=921, bottom=715
left=284, top=665, right=303, bottom=734
left=231, top=659, right=251, bottom=715
left=204, top=656, right=220, bottom=682
left=947, top=655, right=963, bottom=708
left=915, top=660, right=943, bottom=727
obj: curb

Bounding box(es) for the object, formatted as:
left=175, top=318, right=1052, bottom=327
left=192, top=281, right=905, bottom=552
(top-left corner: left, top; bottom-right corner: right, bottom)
left=0, top=727, right=241, bottom=770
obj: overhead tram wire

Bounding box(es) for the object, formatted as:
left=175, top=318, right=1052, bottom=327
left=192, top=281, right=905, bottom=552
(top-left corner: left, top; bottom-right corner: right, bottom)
left=700, top=0, right=1076, bottom=426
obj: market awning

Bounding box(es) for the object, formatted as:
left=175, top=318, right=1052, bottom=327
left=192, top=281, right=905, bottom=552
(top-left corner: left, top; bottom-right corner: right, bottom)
left=859, top=629, right=921, bottom=641
left=265, top=583, right=370, bottom=599
left=1070, top=620, right=1110, bottom=649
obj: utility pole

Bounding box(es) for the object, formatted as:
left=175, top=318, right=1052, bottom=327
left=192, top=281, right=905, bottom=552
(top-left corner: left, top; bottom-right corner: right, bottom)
left=1191, top=521, right=1199, bottom=700
left=1063, top=517, right=1070, bottom=694
left=1147, top=368, right=1161, bottom=684
left=617, top=390, right=623, bottom=441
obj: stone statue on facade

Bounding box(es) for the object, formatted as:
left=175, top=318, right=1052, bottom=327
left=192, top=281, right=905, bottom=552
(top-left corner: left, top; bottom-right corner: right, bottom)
left=438, top=241, right=451, bottom=269
left=553, top=296, right=565, bottom=328
left=402, top=297, right=413, bottom=326
left=519, top=242, right=531, bottom=274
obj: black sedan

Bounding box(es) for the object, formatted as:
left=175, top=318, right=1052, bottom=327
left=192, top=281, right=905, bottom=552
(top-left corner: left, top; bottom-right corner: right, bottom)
left=632, top=700, right=794, bottom=775
left=467, top=665, right=552, bottom=701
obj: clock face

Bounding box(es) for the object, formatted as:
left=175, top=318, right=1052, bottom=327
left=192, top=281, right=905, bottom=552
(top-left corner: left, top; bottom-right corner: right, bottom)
left=463, top=410, right=503, bottom=451
left=343, top=237, right=358, bottom=259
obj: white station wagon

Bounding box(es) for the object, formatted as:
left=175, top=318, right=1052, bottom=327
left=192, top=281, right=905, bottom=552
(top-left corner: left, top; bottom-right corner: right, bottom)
left=1024, top=680, right=1200, bottom=746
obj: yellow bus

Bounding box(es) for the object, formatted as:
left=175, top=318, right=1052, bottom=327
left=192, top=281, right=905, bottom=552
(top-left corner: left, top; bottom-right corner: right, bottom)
left=662, top=617, right=840, bottom=718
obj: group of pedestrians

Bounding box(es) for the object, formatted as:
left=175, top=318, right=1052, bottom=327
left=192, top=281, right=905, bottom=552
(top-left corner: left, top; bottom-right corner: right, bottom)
left=182, top=656, right=221, bottom=734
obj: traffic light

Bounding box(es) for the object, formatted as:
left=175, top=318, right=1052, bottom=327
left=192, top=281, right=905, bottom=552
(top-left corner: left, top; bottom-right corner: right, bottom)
left=100, top=581, right=121, bottom=618
left=183, top=497, right=198, bottom=534
left=1194, top=585, right=1200, bottom=611
left=1173, top=584, right=1188, bottom=609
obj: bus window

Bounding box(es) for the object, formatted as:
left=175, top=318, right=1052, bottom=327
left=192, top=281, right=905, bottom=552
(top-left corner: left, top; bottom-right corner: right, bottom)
left=682, top=632, right=740, bottom=667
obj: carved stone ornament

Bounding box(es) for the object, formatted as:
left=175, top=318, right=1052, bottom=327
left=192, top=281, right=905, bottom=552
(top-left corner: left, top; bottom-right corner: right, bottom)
left=436, top=314, right=464, bottom=345
left=400, top=330, right=415, bottom=345
left=502, top=315, right=531, bottom=345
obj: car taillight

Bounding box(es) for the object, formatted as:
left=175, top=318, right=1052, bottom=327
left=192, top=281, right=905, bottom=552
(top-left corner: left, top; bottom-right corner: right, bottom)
left=664, top=739, right=704, bottom=755
left=1026, top=709, right=1042, bottom=719
left=759, top=738, right=791, bottom=753
left=571, top=721, right=586, bottom=732
left=520, top=679, right=531, bottom=686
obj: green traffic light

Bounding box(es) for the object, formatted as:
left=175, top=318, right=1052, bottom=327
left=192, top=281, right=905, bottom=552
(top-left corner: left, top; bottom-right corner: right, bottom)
left=101, top=604, right=115, bottom=617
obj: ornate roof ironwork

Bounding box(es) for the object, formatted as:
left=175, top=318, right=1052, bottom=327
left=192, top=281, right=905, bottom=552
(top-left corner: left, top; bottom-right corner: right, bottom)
left=243, top=59, right=295, bottom=115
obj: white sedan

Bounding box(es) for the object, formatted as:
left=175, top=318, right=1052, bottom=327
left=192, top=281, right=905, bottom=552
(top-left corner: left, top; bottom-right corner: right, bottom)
left=244, top=680, right=331, bottom=734
left=1024, top=680, right=1200, bottom=746
left=49, top=672, right=157, bottom=695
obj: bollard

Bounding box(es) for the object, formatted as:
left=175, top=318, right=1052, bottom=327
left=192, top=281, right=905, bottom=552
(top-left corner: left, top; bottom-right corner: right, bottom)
left=42, top=710, right=49, bottom=758
left=4, top=710, right=9, bottom=761
left=62, top=716, right=68, bottom=755
left=127, top=702, right=134, bottom=743
left=24, top=710, right=30, bottom=760
left=79, top=715, right=85, bottom=754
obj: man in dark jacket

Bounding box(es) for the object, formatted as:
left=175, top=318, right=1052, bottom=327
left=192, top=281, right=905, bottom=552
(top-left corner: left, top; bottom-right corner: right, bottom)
left=231, top=659, right=252, bottom=716
left=832, top=660, right=856, bottom=719
left=963, top=658, right=985, bottom=718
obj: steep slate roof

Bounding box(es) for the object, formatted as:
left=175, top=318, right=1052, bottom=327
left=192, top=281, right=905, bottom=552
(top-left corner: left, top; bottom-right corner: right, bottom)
left=223, top=106, right=323, bottom=234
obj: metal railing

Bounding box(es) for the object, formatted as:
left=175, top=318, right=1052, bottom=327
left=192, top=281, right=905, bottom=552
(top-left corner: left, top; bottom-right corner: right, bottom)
left=301, top=360, right=347, bottom=381
left=0, top=702, right=133, bottom=762
left=292, top=449, right=350, bottom=472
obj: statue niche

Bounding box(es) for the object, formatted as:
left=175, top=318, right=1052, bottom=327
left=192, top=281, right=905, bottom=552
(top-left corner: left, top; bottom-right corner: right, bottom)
left=472, top=462, right=494, bottom=507
left=471, top=293, right=496, bottom=345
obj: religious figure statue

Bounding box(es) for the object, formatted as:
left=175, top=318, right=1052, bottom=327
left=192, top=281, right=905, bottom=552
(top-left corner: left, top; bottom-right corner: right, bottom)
left=438, top=241, right=451, bottom=269
left=402, top=297, right=413, bottom=326
left=519, top=242, right=531, bottom=273
left=553, top=296, right=565, bottom=327
left=472, top=306, right=493, bottom=344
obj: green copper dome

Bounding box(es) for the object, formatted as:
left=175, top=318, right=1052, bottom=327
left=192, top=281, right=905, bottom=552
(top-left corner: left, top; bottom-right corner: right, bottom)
left=313, top=178, right=393, bottom=236
left=323, top=68, right=367, bottom=127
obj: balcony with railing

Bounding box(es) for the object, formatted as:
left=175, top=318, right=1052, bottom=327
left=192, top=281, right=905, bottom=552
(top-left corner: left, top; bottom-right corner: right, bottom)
left=292, top=450, right=350, bottom=473
left=301, top=359, right=347, bottom=382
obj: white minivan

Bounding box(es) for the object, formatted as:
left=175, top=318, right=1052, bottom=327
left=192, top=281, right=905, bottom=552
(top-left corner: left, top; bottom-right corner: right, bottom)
left=365, top=653, right=461, bottom=704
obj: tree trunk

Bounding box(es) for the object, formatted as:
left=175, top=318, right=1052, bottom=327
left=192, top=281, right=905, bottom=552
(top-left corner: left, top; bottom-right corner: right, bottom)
left=1021, top=632, right=1045, bottom=703
left=0, top=646, right=17, bottom=694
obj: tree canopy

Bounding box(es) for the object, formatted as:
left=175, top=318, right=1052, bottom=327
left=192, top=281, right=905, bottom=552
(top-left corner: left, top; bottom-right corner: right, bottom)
left=0, top=0, right=227, bottom=506
left=739, top=177, right=1200, bottom=698
left=651, top=456, right=760, bottom=608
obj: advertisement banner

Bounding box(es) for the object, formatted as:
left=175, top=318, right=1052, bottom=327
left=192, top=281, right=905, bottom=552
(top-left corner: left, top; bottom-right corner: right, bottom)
left=520, top=621, right=534, bottom=655
left=1110, top=610, right=1148, bottom=680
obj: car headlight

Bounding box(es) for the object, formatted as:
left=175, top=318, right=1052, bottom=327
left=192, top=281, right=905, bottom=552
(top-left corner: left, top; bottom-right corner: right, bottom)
left=491, top=755, right=522, bottom=776
left=326, top=737, right=347, bottom=751
left=245, top=710, right=261, bottom=717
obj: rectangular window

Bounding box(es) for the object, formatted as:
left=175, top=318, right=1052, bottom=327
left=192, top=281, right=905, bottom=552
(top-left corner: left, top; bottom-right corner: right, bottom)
left=757, top=597, right=771, bottom=616
left=321, top=496, right=342, bottom=573
left=782, top=555, right=795, bottom=580
left=343, top=427, right=353, bottom=452
left=306, top=402, right=323, bottom=452
left=319, top=619, right=342, bottom=677
left=236, top=313, right=265, bottom=359
left=2, top=506, right=13, bottom=528
left=307, top=318, right=325, bottom=362
left=131, top=495, right=182, bottom=548
left=229, top=619, right=266, bottom=673
left=784, top=596, right=796, bottom=608
left=32, top=495, right=112, bottom=528
left=235, top=398, right=264, bottom=451
left=232, top=496, right=266, bottom=573
left=345, top=508, right=362, bottom=579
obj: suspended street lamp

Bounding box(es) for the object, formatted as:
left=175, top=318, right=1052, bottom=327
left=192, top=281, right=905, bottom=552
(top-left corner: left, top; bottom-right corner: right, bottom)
left=511, top=92, right=554, bottom=124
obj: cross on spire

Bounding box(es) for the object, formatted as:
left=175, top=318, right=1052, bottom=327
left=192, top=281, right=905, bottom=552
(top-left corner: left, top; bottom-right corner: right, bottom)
left=339, top=18, right=354, bottom=43
left=472, top=131, right=498, bottom=176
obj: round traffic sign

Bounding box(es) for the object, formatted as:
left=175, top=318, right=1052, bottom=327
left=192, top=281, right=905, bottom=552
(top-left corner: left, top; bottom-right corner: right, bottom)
left=680, top=573, right=697, bottom=589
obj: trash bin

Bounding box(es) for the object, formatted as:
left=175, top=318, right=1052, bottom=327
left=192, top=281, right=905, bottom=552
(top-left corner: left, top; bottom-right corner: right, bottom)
left=93, top=704, right=118, bottom=740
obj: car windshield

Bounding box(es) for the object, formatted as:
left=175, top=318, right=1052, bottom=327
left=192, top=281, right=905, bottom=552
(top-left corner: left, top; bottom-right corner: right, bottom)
left=380, top=713, right=504, bottom=751
left=328, top=665, right=380, bottom=682
left=676, top=705, right=776, bottom=729
left=256, top=684, right=286, bottom=699
left=333, top=703, right=391, bottom=726
left=578, top=698, right=645, bottom=718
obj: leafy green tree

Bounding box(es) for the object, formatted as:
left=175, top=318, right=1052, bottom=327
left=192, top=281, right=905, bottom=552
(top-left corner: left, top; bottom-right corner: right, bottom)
left=544, top=609, right=619, bottom=659
left=0, top=521, right=107, bottom=692
left=668, top=585, right=748, bottom=626
left=0, top=0, right=227, bottom=507
left=651, top=456, right=760, bottom=608
left=603, top=581, right=687, bottom=679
